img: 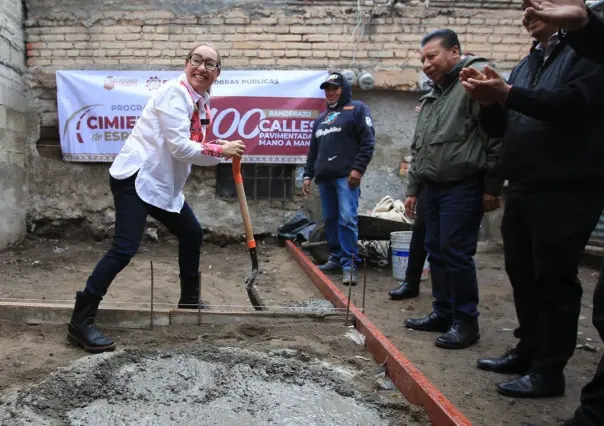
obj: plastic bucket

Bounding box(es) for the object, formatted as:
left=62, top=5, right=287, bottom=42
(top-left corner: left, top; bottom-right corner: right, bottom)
left=391, top=231, right=430, bottom=281
left=391, top=231, right=413, bottom=281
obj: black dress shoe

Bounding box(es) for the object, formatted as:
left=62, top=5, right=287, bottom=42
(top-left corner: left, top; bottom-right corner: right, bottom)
left=405, top=312, right=452, bottom=332
left=388, top=281, right=419, bottom=300
left=496, top=372, right=565, bottom=398
left=435, top=321, right=480, bottom=349
left=477, top=349, right=531, bottom=374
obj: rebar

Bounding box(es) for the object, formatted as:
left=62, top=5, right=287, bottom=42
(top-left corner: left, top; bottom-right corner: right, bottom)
left=197, top=270, right=202, bottom=326
left=345, top=254, right=355, bottom=326
left=362, top=257, right=367, bottom=314
left=150, top=260, right=154, bottom=330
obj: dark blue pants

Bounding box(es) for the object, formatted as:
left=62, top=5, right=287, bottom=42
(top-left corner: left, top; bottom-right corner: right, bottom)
left=85, top=173, right=203, bottom=297
left=317, top=177, right=360, bottom=271
left=424, top=176, right=484, bottom=323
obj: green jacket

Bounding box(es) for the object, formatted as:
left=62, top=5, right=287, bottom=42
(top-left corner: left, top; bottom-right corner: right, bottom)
left=407, top=56, right=502, bottom=197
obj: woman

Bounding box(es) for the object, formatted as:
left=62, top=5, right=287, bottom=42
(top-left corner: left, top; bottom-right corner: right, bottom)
left=67, top=43, right=245, bottom=354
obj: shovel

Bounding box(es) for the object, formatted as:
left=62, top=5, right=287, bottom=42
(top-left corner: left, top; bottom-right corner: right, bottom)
left=232, top=157, right=268, bottom=311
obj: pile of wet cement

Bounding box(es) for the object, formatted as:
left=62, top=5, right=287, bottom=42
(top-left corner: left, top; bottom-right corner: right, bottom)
left=0, top=345, right=421, bottom=426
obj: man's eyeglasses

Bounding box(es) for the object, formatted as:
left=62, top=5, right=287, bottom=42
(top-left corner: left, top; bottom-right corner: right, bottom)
left=188, top=54, right=220, bottom=71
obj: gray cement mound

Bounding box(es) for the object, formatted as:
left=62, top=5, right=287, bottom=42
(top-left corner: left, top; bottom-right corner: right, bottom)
left=0, top=345, right=418, bottom=426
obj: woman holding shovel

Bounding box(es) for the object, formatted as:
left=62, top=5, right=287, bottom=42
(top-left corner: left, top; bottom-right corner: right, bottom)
left=67, top=43, right=246, bottom=354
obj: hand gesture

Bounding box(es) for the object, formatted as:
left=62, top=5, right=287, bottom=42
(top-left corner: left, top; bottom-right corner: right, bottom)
left=221, top=140, right=246, bottom=159
left=302, top=178, right=312, bottom=196
left=348, top=170, right=362, bottom=188
left=460, top=66, right=511, bottom=106
left=404, top=196, right=417, bottom=220
left=523, top=0, right=590, bottom=31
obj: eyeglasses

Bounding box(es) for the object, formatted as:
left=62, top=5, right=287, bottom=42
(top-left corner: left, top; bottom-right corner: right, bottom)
left=188, top=54, right=220, bottom=71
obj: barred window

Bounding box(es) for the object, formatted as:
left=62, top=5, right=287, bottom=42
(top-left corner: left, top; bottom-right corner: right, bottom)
left=216, top=164, right=295, bottom=200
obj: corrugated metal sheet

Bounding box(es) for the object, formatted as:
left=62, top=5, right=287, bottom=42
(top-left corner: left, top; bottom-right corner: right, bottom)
left=589, top=211, right=604, bottom=247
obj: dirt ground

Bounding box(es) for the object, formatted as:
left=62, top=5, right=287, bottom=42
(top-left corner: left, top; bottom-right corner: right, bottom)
left=0, top=237, right=601, bottom=426
left=327, top=252, right=602, bottom=426
left=0, top=237, right=321, bottom=310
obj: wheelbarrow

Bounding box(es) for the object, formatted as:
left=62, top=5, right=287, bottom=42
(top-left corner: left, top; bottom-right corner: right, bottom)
left=301, top=214, right=413, bottom=265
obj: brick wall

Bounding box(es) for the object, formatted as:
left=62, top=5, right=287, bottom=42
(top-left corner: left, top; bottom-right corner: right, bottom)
left=20, top=0, right=530, bottom=240
left=24, top=2, right=528, bottom=84
left=24, top=1, right=529, bottom=153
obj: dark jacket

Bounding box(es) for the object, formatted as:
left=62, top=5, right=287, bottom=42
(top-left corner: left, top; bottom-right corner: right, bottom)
left=564, top=7, right=604, bottom=66
left=303, top=73, right=375, bottom=182
left=480, top=39, right=604, bottom=187
left=407, top=55, right=502, bottom=197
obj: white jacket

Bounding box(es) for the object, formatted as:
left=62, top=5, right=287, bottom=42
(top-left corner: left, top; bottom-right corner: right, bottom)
left=109, top=73, right=221, bottom=213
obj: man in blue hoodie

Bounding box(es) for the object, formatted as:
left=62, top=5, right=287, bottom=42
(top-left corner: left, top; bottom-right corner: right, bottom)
left=302, top=72, right=376, bottom=285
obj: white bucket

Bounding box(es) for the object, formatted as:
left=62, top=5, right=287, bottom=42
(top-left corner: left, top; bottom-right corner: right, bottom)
left=391, top=231, right=430, bottom=281
left=391, top=231, right=412, bottom=281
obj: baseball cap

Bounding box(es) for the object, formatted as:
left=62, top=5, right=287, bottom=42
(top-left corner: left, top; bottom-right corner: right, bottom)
left=320, top=73, right=343, bottom=89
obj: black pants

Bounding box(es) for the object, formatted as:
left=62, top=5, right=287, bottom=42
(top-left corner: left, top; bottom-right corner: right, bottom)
left=405, top=188, right=428, bottom=285
left=573, top=259, right=604, bottom=425
left=85, top=173, right=203, bottom=297
left=425, top=176, right=484, bottom=322
left=502, top=185, right=604, bottom=373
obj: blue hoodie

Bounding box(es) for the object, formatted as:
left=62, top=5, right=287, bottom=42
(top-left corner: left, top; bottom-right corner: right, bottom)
left=303, top=72, right=375, bottom=182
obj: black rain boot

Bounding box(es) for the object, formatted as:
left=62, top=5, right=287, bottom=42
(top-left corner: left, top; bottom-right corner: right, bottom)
left=178, top=274, right=209, bottom=310
left=67, top=291, right=116, bottom=353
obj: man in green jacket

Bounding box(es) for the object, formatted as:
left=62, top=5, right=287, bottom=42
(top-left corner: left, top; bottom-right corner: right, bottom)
left=404, top=29, right=502, bottom=349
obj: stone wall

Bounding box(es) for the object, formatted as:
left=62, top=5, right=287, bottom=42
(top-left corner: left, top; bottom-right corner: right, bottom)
left=21, top=0, right=529, bottom=241
left=0, top=0, right=27, bottom=250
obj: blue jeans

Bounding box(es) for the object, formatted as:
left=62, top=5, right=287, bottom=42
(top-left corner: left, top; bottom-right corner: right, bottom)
left=317, top=177, right=360, bottom=271
left=424, top=176, right=484, bottom=323
left=85, top=173, right=203, bottom=297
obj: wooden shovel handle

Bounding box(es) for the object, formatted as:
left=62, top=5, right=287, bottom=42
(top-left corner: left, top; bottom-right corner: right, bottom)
left=232, top=157, right=256, bottom=249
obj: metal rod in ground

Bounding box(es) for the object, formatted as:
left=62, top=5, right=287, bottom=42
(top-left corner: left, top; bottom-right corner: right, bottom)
left=345, top=254, right=355, bottom=326
left=150, top=260, right=154, bottom=330
left=362, top=257, right=367, bottom=314
left=197, top=270, right=202, bottom=327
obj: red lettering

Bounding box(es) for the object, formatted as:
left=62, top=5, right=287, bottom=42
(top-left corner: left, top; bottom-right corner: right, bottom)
left=104, top=116, right=120, bottom=129
left=87, top=116, right=98, bottom=129
left=87, top=116, right=139, bottom=130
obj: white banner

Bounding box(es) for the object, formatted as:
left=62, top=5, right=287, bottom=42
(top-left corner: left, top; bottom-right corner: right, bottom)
left=56, top=70, right=329, bottom=163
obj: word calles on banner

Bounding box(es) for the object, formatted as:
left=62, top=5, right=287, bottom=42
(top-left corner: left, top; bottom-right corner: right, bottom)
left=56, top=70, right=329, bottom=164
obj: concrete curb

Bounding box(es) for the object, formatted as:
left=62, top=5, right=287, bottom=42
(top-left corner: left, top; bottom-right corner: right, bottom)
left=286, top=240, right=472, bottom=426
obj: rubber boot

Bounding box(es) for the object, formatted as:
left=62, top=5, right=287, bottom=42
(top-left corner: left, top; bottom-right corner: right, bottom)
left=67, top=291, right=116, bottom=353
left=178, top=274, right=209, bottom=310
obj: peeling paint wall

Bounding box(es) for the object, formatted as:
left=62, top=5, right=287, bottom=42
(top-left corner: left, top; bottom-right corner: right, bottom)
left=21, top=0, right=527, bottom=242
left=0, top=0, right=27, bottom=250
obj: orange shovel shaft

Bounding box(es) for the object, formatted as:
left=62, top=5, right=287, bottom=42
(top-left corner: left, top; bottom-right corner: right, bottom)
left=232, top=157, right=256, bottom=249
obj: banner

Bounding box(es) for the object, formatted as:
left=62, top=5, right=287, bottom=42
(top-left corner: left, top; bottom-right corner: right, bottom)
left=56, top=70, right=329, bottom=163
